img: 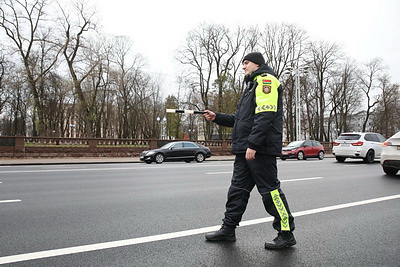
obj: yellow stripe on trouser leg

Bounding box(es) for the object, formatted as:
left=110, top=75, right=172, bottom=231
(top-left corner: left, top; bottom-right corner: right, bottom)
left=270, top=189, right=290, bottom=231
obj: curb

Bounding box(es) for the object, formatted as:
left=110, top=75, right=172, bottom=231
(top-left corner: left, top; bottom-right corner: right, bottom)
left=0, top=157, right=236, bottom=166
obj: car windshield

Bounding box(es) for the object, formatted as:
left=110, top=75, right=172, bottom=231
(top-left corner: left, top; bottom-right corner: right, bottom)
left=337, top=134, right=361, bottom=140
left=287, top=141, right=304, bottom=147
left=160, top=142, right=175, bottom=149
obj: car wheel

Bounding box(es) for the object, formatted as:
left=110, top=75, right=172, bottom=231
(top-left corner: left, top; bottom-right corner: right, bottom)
left=280, top=158, right=286, bottom=161
left=145, top=160, right=152, bottom=164
left=363, top=150, right=375, bottom=163
left=195, top=153, right=205, bottom=163
left=297, top=151, right=304, bottom=160
left=155, top=153, right=165, bottom=164
left=336, top=156, right=346, bottom=163
left=318, top=151, right=324, bottom=160
left=184, top=160, right=191, bottom=163
left=383, top=167, right=398, bottom=175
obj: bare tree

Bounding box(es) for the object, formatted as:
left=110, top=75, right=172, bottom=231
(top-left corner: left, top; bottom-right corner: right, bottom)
left=357, top=58, right=385, bottom=132
left=58, top=0, right=100, bottom=137
left=328, top=59, right=361, bottom=139
left=306, top=41, right=341, bottom=141
left=259, top=23, right=308, bottom=77
left=43, top=72, right=72, bottom=137
left=176, top=24, right=245, bottom=139
left=2, top=66, right=30, bottom=135
left=0, top=0, right=62, bottom=135
left=109, top=36, right=147, bottom=138
left=0, top=51, right=8, bottom=114
left=134, top=75, right=163, bottom=139
left=370, top=75, right=399, bottom=137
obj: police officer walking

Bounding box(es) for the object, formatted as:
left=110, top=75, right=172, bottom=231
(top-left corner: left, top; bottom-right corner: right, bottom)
left=203, top=52, right=296, bottom=249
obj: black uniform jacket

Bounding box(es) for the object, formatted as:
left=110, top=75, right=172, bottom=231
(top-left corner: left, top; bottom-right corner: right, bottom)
left=213, top=64, right=283, bottom=156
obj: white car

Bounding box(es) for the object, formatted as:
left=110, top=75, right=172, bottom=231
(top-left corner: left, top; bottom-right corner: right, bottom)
left=332, top=132, right=386, bottom=163
left=380, top=131, right=400, bottom=175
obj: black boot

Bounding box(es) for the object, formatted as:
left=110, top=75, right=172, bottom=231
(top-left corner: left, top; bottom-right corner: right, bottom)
left=264, top=232, right=296, bottom=249
left=205, top=225, right=236, bottom=242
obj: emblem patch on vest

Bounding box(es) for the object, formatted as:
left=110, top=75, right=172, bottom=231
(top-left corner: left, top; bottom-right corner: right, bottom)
left=263, top=85, right=271, bottom=94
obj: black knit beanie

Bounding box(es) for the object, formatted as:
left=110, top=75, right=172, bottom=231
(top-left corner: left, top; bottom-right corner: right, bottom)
left=242, top=52, right=265, bottom=66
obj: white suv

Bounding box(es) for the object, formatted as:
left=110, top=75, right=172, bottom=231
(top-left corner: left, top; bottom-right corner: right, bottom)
left=332, top=132, right=386, bottom=163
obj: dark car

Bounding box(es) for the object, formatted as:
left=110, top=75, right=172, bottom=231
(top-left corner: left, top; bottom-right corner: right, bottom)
left=140, top=141, right=212, bottom=164
left=280, top=140, right=325, bottom=160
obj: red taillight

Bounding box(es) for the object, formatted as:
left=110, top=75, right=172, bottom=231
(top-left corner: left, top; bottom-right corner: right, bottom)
left=382, top=141, right=392, bottom=147
left=332, top=142, right=340, bottom=146
left=351, top=141, right=363, bottom=146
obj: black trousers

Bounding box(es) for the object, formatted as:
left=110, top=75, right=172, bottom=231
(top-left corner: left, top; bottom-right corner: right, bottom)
left=222, top=154, right=295, bottom=232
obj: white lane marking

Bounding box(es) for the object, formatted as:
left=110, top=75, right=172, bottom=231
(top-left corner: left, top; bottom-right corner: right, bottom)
left=0, top=164, right=231, bottom=174
left=0, top=168, right=141, bottom=174
left=0, top=199, right=21, bottom=204
left=282, top=177, right=324, bottom=182
left=206, top=173, right=324, bottom=183
left=345, top=165, right=365, bottom=167
left=1, top=194, right=399, bottom=265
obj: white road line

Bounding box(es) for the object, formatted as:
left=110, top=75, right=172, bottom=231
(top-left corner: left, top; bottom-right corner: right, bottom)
left=206, top=171, right=232, bottom=174
left=0, top=164, right=229, bottom=174
left=206, top=173, right=324, bottom=183
left=0, top=199, right=21, bottom=204
left=282, top=177, right=324, bottom=182
left=1, top=194, right=399, bottom=265
left=0, top=168, right=137, bottom=173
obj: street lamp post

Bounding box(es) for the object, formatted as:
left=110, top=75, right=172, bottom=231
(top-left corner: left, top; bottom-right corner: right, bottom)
left=284, top=66, right=309, bottom=140
left=69, top=124, right=76, bottom=138
left=157, top=117, right=167, bottom=139
left=188, top=129, right=196, bottom=140
left=295, top=69, right=301, bottom=140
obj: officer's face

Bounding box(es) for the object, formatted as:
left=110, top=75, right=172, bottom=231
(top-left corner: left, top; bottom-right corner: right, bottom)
left=242, top=60, right=259, bottom=75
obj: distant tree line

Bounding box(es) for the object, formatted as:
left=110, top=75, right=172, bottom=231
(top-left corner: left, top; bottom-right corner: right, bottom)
left=1, top=0, right=399, bottom=141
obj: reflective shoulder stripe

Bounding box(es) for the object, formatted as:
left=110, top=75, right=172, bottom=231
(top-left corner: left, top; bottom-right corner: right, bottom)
left=254, top=74, right=280, bottom=114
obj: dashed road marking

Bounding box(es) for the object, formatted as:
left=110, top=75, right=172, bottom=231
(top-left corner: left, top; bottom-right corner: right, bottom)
left=206, top=173, right=324, bottom=183
left=282, top=177, right=324, bottom=182
left=206, top=171, right=232, bottom=174
left=0, top=199, right=21, bottom=204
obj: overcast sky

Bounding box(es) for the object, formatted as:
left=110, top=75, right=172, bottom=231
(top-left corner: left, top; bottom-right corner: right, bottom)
left=96, top=0, right=400, bottom=93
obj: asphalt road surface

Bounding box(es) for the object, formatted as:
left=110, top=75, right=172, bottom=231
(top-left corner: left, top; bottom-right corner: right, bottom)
left=1, top=158, right=399, bottom=266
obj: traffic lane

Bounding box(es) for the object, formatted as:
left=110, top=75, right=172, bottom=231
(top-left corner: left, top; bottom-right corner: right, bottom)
left=1, top=160, right=397, bottom=237
left=1, top=160, right=399, bottom=261
left=1, top=160, right=398, bottom=249
left=240, top=159, right=400, bottom=223
left=0, top=162, right=234, bottom=256
left=14, top=198, right=400, bottom=267
left=0, top=161, right=233, bottom=173
left=279, top=159, right=399, bottom=201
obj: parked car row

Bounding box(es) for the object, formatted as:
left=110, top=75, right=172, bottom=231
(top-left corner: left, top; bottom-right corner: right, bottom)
left=139, top=131, right=400, bottom=176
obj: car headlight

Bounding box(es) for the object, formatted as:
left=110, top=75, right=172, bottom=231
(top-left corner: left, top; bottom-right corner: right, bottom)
left=146, top=151, right=155, bottom=156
